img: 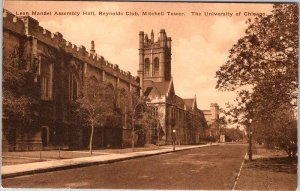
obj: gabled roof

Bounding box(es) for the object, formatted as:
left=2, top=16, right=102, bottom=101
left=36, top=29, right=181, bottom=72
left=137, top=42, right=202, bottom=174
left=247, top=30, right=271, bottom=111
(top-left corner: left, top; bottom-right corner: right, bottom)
left=144, top=79, right=173, bottom=97
left=183, top=96, right=198, bottom=111
left=174, top=95, right=185, bottom=108
left=183, top=99, right=195, bottom=111
left=144, top=86, right=153, bottom=97
left=155, top=81, right=172, bottom=95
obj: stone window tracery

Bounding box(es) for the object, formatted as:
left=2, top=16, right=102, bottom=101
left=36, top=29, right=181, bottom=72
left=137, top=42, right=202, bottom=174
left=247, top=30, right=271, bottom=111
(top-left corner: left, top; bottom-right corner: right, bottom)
left=119, top=89, right=127, bottom=114
left=69, top=73, right=78, bottom=101
left=105, top=84, right=115, bottom=110
left=41, top=60, right=53, bottom=100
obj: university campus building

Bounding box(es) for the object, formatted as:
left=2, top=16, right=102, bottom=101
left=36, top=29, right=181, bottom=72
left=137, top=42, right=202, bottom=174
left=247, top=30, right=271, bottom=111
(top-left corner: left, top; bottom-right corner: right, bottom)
left=2, top=10, right=219, bottom=151
left=138, top=30, right=220, bottom=145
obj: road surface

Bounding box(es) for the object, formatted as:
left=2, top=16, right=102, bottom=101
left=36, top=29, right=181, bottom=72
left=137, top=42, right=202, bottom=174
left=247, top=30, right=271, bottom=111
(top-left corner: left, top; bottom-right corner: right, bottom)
left=3, top=144, right=247, bottom=190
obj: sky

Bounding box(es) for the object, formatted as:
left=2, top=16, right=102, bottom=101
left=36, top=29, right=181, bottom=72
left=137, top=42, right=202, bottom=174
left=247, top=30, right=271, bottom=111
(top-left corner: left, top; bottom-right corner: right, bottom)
left=4, top=1, right=273, bottom=110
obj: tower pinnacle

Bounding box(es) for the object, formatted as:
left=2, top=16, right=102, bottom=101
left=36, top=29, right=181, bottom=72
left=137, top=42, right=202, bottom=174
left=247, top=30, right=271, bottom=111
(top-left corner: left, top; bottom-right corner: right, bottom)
left=90, top=40, right=95, bottom=54
left=138, top=29, right=172, bottom=82
left=151, top=29, right=154, bottom=42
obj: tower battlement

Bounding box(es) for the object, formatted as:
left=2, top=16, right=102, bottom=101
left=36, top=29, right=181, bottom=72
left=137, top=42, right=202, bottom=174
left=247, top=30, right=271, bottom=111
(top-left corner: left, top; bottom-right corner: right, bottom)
left=210, top=103, right=219, bottom=121
left=3, top=9, right=25, bottom=34
left=3, top=9, right=137, bottom=84
left=138, top=29, right=172, bottom=91
left=139, top=29, right=172, bottom=50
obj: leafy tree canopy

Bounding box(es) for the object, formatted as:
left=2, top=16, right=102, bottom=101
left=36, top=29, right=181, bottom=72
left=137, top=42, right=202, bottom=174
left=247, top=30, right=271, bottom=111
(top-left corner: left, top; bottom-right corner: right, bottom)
left=3, top=47, right=39, bottom=128
left=217, top=4, right=298, bottom=102
left=216, top=4, right=298, bottom=157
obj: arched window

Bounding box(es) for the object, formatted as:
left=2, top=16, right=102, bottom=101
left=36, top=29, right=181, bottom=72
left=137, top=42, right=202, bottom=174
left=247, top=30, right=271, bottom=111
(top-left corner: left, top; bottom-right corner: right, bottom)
left=119, top=89, right=127, bottom=114
left=105, top=83, right=115, bottom=111
left=136, top=103, right=146, bottom=119
left=87, top=76, right=99, bottom=98
left=144, top=58, right=150, bottom=76
left=153, top=57, right=159, bottom=75
left=69, top=73, right=78, bottom=101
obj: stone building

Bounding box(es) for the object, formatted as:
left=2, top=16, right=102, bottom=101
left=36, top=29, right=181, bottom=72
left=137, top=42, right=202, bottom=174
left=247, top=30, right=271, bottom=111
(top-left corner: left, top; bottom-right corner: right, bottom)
left=138, top=29, right=214, bottom=145
left=3, top=10, right=139, bottom=151
left=2, top=10, right=219, bottom=151
left=203, top=103, right=220, bottom=138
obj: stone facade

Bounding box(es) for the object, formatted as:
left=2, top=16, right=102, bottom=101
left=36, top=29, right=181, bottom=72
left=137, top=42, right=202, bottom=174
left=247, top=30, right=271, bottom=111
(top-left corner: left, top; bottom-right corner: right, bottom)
left=138, top=30, right=215, bottom=145
left=2, top=10, right=219, bottom=151
left=203, top=103, right=220, bottom=138
left=3, top=10, right=139, bottom=150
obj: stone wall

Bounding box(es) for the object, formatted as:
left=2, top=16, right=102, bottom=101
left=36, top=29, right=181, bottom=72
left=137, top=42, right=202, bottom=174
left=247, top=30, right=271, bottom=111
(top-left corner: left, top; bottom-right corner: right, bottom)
left=3, top=9, right=140, bottom=150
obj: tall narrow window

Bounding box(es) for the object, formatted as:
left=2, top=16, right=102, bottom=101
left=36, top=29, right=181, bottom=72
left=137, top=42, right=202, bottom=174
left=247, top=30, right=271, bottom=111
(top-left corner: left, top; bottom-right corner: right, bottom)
left=105, top=84, right=114, bottom=111
left=41, top=61, right=52, bottom=100
left=144, top=58, right=150, bottom=76
left=153, top=57, right=159, bottom=75
left=69, top=73, right=78, bottom=101
left=87, top=76, right=99, bottom=98
left=119, top=89, right=127, bottom=113
left=42, top=76, right=49, bottom=98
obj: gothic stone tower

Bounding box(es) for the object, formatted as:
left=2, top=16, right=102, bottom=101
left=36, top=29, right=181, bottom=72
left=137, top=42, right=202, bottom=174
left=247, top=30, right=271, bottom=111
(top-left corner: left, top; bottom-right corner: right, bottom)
left=138, top=29, right=172, bottom=95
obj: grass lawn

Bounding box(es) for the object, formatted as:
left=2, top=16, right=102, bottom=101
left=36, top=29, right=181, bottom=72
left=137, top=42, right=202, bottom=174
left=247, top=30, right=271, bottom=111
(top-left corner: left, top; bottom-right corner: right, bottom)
left=236, top=145, right=297, bottom=190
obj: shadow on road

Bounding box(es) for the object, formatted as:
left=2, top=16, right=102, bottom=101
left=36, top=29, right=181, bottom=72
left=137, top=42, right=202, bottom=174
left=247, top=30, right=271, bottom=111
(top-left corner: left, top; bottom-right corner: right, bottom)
left=245, top=156, right=297, bottom=174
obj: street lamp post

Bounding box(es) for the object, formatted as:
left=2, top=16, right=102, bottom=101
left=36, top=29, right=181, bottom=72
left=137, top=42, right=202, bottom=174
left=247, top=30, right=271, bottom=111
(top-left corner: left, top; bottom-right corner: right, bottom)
left=172, top=129, right=176, bottom=151
left=156, top=107, right=160, bottom=148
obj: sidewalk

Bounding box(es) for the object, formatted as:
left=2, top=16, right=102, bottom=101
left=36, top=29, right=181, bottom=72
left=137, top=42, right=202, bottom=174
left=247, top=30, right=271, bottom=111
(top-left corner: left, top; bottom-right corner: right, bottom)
left=2, top=145, right=167, bottom=166
left=2, top=144, right=218, bottom=179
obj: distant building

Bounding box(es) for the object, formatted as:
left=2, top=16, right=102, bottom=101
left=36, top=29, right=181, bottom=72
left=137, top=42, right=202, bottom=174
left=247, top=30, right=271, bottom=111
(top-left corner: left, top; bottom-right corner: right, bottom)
left=203, top=103, right=220, bottom=138
left=138, top=29, right=219, bottom=145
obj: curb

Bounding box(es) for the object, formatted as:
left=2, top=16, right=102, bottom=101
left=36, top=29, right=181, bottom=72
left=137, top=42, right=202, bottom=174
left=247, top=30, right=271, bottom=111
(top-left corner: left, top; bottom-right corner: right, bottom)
left=2, top=144, right=219, bottom=179
left=232, top=152, right=247, bottom=190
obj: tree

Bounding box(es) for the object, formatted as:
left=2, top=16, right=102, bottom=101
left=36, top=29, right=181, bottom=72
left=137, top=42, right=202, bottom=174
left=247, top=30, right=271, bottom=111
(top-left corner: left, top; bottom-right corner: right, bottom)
left=129, top=95, right=158, bottom=150
left=252, top=103, right=297, bottom=157
left=216, top=4, right=297, bottom=96
left=75, top=80, right=113, bottom=155
left=223, top=127, right=245, bottom=142
left=3, top=47, right=39, bottom=150
left=216, top=4, right=298, bottom=157
left=153, top=106, right=165, bottom=147
left=213, top=108, right=228, bottom=137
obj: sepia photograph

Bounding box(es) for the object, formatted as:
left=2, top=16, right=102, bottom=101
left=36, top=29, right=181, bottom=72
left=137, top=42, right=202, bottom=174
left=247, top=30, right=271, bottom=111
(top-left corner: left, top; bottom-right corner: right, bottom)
left=1, top=1, right=298, bottom=190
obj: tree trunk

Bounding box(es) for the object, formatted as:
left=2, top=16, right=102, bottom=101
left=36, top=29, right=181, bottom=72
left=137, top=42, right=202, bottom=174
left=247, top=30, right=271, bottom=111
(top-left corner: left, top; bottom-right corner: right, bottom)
left=90, top=121, right=94, bottom=156
left=248, top=125, right=253, bottom=161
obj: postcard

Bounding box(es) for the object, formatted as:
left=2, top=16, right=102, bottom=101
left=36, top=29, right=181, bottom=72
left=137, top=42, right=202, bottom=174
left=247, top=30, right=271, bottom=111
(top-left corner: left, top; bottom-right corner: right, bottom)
left=2, top=1, right=298, bottom=190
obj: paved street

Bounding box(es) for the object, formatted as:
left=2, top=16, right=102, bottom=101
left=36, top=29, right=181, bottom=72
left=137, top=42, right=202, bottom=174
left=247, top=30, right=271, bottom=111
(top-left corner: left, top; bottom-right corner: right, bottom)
left=3, top=144, right=247, bottom=190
